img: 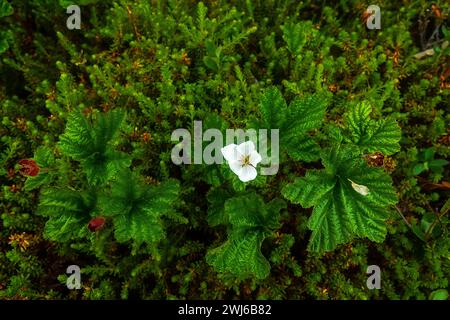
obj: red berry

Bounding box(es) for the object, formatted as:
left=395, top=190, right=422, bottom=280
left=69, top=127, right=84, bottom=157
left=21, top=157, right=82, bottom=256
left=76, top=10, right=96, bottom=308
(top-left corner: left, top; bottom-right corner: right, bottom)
left=88, top=217, right=106, bottom=232
left=18, top=159, right=40, bottom=177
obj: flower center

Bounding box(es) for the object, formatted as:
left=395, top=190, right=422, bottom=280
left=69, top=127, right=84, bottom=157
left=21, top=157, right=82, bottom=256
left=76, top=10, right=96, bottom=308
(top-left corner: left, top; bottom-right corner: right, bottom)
left=241, top=155, right=251, bottom=167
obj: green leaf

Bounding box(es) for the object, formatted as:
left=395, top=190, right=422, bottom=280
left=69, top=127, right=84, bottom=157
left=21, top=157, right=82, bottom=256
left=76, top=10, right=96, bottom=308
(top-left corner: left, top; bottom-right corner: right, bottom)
left=0, top=1, right=13, bottom=18
left=429, top=289, right=448, bottom=300
left=37, top=188, right=94, bottom=242
left=206, top=187, right=233, bottom=226
left=259, top=86, right=286, bottom=129
left=282, top=170, right=336, bottom=208
left=203, top=56, right=218, bottom=72
left=326, top=124, right=345, bottom=144
left=257, top=87, right=328, bottom=162
left=34, top=146, right=55, bottom=167
left=24, top=173, right=52, bottom=191
left=282, top=93, right=328, bottom=161
left=344, top=102, right=401, bottom=155
left=282, top=145, right=398, bottom=254
left=207, top=230, right=270, bottom=280
left=428, top=159, right=449, bottom=173
left=429, top=159, right=448, bottom=167
left=99, top=171, right=180, bottom=245
left=94, top=108, right=127, bottom=151
left=59, top=109, right=93, bottom=159
left=58, top=109, right=130, bottom=185
left=59, top=108, right=126, bottom=158
left=83, top=149, right=131, bottom=186
left=288, top=94, right=328, bottom=132
left=206, top=193, right=285, bottom=279
left=412, top=163, right=425, bottom=175
left=422, top=148, right=435, bottom=161
left=204, top=39, right=217, bottom=57
left=411, top=222, right=426, bottom=242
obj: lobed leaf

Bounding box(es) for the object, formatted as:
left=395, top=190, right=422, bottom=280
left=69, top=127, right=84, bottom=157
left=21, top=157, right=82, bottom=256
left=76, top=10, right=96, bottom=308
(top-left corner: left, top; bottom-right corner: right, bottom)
left=345, top=102, right=401, bottom=155
left=206, top=193, right=285, bottom=279
left=99, top=171, right=180, bottom=245
left=282, top=145, right=398, bottom=254
left=37, top=188, right=94, bottom=242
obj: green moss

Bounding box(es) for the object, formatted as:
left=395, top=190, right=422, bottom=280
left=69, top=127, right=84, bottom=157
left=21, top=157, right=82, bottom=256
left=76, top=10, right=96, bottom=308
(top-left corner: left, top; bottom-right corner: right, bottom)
left=0, top=0, right=448, bottom=299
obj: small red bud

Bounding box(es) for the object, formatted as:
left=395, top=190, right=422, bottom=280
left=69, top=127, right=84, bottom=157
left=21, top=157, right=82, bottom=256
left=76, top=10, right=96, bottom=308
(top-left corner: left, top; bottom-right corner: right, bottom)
left=88, top=217, right=106, bottom=232
left=18, top=159, right=40, bottom=177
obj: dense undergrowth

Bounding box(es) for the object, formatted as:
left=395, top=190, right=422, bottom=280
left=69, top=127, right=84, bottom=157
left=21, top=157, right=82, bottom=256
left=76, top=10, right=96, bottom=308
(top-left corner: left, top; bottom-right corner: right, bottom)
left=0, top=0, right=449, bottom=299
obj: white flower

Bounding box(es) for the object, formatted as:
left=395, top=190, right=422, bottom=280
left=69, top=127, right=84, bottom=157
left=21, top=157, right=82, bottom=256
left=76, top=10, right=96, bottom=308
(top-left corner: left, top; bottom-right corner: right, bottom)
left=221, top=141, right=262, bottom=182
left=348, top=179, right=370, bottom=196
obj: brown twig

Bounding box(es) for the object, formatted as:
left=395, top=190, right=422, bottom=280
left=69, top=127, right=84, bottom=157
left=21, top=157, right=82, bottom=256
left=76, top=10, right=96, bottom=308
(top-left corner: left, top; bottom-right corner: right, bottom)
left=395, top=205, right=412, bottom=228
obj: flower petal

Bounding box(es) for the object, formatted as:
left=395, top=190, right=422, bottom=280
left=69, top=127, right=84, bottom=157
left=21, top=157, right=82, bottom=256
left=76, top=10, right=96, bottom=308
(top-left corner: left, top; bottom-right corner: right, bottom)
left=238, top=165, right=257, bottom=182
left=236, top=140, right=255, bottom=156
left=228, top=160, right=243, bottom=176
left=221, top=144, right=238, bottom=162
left=249, top=150, right=262, bottom=167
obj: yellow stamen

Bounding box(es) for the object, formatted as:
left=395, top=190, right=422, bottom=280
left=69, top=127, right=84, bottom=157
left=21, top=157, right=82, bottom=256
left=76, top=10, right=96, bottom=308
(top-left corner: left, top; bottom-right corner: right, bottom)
left=241, top=155, right=251, bottom=167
